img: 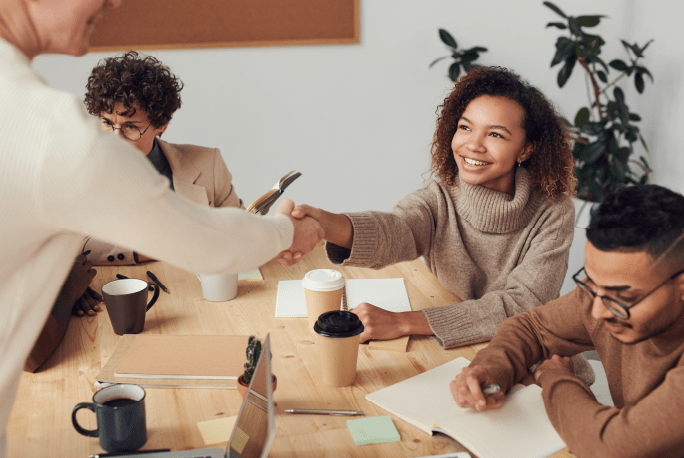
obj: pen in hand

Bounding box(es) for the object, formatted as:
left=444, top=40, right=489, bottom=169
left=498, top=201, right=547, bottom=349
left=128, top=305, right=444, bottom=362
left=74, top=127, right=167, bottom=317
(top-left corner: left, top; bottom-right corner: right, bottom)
left=147, top=270, right=169, bottom=294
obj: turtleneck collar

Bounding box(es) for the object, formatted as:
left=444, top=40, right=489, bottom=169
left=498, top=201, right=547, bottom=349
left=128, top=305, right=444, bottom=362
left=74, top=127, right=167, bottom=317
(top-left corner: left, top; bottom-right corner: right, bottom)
left=450, top=167, right=544, bottom=233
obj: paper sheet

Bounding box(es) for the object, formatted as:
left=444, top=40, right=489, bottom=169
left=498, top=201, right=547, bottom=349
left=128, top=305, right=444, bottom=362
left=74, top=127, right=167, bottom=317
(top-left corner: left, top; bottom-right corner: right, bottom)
left=197, top=416, right=238, bottom=445
left=346, top=416, right=401, bottom=446
left=275, top=278, right=412, bottom=318
left=238, top=268, right=263, bottom=281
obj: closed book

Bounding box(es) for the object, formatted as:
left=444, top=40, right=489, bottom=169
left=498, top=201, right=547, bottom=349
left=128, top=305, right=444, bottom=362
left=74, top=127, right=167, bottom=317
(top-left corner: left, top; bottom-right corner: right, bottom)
left=96, top=334, right=249, bottom=389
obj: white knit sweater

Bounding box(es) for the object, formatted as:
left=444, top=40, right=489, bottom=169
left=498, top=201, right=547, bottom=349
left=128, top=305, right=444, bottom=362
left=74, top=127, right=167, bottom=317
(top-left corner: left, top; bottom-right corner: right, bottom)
left=0, top=38, right=292, bottom=455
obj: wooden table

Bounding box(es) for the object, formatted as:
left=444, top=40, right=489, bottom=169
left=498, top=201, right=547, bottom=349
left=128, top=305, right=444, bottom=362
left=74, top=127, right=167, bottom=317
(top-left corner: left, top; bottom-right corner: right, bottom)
left=8, top=243, right=575, bottom=457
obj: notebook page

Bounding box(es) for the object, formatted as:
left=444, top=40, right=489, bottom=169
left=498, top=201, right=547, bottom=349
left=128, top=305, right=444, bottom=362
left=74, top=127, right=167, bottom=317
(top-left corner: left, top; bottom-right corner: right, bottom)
left=275, top=278, right=411, bottom=317
left=366, top=357, right=565, bottom=458
left=366, top=357, right=471, bottom=434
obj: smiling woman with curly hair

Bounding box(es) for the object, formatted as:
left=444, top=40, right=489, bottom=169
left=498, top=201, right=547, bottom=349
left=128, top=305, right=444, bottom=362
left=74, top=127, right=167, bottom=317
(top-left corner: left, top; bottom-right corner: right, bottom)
left=283, top=66, right=592, bottom=383
left=431, top=66, right=576, bottom=199
left=81, top=52, right=244, bottom=290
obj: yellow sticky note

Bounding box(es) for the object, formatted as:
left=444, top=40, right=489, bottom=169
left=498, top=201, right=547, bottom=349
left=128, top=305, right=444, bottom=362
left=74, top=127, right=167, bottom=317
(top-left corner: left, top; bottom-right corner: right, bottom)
left=231, top=426, right=250, bottom=454
left=197, top=416, right=238, bottom=445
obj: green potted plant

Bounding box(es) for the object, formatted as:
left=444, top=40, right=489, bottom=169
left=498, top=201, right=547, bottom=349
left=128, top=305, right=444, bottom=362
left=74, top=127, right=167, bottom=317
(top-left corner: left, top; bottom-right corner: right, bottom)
left=431, top=3, right=653, bottom=205
left=543, top=1, right=652, bottom=204
left=236, top=336, right=276, bottom=399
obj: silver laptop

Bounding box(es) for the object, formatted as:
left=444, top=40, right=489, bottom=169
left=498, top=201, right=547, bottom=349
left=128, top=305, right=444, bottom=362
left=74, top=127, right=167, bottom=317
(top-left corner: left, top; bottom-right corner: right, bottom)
left=112, top=334, right=275, bottom=458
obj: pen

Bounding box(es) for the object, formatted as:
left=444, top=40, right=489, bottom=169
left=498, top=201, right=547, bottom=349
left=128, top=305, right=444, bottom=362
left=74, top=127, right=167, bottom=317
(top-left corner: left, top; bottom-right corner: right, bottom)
left=88, top=449, right=170, bottom=458
left=146, top=270, right=170, bottom=294
left=284, top=408, right=364, bottom=416
left=82, top=250, right=91, bottom=256
left=116, top=274, right=128, bottom=280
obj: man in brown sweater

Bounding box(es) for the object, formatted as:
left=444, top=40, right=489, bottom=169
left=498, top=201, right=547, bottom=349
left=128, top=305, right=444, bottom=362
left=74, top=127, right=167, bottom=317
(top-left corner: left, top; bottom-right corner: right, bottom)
left=452, top=184, right=684, bottom=458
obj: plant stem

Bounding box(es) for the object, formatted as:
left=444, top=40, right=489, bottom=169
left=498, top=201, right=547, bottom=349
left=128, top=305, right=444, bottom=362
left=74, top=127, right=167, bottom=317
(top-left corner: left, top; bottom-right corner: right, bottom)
left=578, top=57, right=605, bottom=120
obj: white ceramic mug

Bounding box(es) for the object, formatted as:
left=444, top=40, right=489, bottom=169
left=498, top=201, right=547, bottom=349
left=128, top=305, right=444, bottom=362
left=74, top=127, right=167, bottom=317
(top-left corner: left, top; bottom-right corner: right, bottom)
left=196, top=273, right=238, bottom=302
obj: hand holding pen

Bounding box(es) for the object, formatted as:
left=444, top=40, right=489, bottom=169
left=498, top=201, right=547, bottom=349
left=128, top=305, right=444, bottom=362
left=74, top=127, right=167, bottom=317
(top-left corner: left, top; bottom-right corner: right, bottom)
left=450, top=365, right=505, bottom=412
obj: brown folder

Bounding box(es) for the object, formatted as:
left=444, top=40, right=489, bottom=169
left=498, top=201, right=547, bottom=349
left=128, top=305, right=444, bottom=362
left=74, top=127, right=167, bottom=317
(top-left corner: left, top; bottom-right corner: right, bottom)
left=96, top=334, right=249, bottom=389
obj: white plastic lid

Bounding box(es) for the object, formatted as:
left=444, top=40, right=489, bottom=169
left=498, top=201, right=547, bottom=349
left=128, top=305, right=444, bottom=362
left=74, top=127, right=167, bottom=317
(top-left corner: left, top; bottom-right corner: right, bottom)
left=301, top=269, right=345, bottom=292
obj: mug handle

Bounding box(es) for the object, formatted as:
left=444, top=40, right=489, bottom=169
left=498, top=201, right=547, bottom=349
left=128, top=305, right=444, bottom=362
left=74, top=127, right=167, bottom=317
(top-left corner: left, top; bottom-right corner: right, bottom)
left=72, top=402, right=99, bottom=437
left=146, top=282, right=160, bottom=311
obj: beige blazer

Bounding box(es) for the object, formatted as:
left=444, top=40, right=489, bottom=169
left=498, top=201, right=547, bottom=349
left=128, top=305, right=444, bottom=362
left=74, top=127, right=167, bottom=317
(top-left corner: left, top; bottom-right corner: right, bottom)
left=86, top=140, right=243, bottom=265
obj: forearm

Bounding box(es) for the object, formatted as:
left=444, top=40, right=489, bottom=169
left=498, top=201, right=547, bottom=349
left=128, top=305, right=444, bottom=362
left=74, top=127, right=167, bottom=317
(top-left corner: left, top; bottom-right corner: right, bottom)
left=400, top=311, right=433, bottom=336
left=318, top=210, right=354, bottom=249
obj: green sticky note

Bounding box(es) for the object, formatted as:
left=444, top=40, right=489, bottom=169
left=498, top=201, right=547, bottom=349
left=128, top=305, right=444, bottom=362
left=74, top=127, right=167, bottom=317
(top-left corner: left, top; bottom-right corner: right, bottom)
left=347, top=416, right=400, bottom=446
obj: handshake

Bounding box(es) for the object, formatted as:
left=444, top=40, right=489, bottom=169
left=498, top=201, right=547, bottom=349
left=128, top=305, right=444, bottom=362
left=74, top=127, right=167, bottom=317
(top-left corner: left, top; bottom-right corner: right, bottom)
left=275, top=200, right=343, bottom=266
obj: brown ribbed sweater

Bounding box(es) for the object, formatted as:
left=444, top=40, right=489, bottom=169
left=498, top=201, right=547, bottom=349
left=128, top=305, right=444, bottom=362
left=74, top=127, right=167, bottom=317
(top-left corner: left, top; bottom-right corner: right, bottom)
left=472, top=287, right=684, bottom=458
left=325, top=167, right=575, bottom=348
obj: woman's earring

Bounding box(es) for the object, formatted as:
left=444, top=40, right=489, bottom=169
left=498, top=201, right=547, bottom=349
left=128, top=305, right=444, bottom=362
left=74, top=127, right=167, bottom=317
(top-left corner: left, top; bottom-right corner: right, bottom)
left=518, top=160, right=522, bottom=167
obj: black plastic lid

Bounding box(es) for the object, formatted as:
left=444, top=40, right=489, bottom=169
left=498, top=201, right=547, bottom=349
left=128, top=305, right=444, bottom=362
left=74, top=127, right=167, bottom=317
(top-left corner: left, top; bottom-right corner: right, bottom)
left=313, top=311, right=364, bottom=338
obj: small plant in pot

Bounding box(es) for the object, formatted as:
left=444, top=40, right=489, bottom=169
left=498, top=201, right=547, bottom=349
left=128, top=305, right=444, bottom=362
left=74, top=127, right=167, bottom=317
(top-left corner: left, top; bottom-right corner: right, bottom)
left=236, top=336, right=276, bottom=399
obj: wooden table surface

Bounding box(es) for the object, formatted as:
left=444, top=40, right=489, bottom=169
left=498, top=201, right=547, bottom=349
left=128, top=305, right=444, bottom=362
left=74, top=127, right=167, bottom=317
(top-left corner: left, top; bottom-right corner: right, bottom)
left=8, top=243, right=575, bottom=457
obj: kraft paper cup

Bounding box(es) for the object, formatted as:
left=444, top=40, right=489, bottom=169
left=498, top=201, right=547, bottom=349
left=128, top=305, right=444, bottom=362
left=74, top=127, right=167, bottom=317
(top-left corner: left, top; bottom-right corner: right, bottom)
left=314, top=311, right=364, bottom=386
left=302, top=269, right=345, bottom=332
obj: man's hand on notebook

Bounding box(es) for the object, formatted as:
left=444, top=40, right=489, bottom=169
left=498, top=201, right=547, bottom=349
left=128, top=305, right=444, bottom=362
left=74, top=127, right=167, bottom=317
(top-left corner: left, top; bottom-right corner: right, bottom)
left=451, top=365, right=506, bottom=412
left=275, top=199, right=325, bottom=266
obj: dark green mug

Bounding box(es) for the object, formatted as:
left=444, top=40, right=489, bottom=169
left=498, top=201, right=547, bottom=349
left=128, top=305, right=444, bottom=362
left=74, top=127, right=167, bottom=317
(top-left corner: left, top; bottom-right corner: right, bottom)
left=72, top=384, right=147, bottom=452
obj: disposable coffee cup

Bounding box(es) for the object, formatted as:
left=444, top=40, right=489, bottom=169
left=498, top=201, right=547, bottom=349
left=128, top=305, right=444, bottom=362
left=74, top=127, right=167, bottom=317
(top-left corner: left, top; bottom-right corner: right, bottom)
left=72, top=384, right=147, bottom=452
left=197, top=273, right=238, bottom=302
left=302, top=269, right=345, bottom=332
left=313, top=311, right=364, bottom=387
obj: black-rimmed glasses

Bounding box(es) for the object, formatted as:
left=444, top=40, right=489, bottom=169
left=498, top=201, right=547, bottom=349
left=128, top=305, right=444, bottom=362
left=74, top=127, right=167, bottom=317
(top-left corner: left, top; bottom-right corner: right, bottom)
left=572, top=266, right=684, bottom=319
left=100, top=118, right=152, bottom=141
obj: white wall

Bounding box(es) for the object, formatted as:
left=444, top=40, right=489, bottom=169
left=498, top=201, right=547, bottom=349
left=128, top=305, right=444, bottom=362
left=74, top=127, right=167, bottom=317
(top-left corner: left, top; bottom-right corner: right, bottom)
left=33, top=0, right=684, bottom=288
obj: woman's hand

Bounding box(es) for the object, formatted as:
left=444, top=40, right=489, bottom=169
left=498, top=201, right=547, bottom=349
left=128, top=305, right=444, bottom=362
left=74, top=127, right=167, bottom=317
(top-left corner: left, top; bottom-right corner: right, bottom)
left=63, top=254, right=102, bottom=316
left=350, top=303, right=432, bottom=343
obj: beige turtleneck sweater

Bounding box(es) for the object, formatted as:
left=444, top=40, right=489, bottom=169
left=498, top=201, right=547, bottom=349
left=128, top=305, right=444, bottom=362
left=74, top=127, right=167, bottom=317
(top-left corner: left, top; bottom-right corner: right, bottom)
left=325, top=167, right=575, bottom=348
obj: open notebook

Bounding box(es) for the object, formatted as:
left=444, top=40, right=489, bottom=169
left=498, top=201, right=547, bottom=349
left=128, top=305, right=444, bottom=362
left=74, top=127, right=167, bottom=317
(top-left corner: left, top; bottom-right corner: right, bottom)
left=366, top=357, right=566, bottom=458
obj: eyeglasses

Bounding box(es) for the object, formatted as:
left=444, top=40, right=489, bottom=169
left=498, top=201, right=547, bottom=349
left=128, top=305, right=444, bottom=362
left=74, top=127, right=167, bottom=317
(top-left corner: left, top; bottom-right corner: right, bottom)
left=100, top=118, right=152, bottom=141
left=572, top=266, right=684, bottom=319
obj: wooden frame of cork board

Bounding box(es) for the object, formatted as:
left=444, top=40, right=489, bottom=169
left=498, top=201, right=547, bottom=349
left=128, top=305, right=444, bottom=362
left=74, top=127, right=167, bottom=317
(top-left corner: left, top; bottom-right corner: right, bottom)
left=89, top=0, right=360, bottom=51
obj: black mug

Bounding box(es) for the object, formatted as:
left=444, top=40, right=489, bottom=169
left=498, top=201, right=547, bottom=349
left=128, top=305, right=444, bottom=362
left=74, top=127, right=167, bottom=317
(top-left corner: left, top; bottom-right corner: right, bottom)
left=102, top=278, right=160, bottom=335
left=72, top=384, right=147, bottom=452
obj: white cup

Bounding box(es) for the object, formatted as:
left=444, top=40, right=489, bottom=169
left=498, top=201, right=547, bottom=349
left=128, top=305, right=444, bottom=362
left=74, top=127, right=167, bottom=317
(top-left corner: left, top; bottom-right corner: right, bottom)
left=197, top=273, right=238, bottom=302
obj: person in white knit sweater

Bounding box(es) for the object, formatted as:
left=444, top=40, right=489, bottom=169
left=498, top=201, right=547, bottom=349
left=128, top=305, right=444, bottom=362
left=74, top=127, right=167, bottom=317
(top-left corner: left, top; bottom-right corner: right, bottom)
left=0, top=1, right=322, bottom=455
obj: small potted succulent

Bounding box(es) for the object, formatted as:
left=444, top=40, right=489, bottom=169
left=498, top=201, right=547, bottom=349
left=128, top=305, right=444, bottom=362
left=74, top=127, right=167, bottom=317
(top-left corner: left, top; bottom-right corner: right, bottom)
left=236, top=336, right=276, bottom=399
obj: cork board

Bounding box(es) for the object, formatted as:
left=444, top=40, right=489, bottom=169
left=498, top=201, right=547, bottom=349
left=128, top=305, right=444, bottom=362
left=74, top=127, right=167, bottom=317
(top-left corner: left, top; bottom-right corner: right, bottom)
left=90, top=0, right=360, bottom=51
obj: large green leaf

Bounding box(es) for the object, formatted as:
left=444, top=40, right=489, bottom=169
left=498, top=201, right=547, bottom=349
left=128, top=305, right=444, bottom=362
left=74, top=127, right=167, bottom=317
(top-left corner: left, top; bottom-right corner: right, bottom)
left=609, top=59, right=628, bottom=72
left=636, top=65, right=654, bottom=82
left=634, top=72, right=645, bottom=93
left=557, top=56, right=576, bottom=87
left=568, top=17, right=583, bottom=37
left=439, top=29, right=458, bottom=49
left=596, top=70, right=607, bottom=83
left=546, top=22, right=567, bottom=29
left=614, top=147, right=631, bottom=161
left=577, top=15, right=604, bottom=27
left=574, top=107, right=590, bottom=127
left=448, top=62, right=461, bottom=82
left=579, top=121, right=605, bottom=136
left=544, top=1, right=567, bottom=18
left=429, top=56, right=448, bottom=68
left=551, top=37, right=575, bottom=66
left=583, top=140, right=606, bottom=163
left=611, top=158, right=627, bottom=181
left=629, top=113, right=642, bottom=122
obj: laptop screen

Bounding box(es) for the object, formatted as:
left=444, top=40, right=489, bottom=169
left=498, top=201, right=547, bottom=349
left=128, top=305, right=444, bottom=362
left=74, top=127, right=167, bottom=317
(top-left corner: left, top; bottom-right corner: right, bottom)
left=226, top=334, right=275, bottom=458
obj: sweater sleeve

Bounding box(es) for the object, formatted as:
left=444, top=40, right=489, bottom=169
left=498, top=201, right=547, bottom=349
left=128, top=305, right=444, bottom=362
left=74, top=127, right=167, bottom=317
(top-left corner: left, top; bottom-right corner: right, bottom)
left=38, top=96, right=293, bottom=275
left=325, top=183, right=441, bottom=267
left=473, top=291, right=684, bottom=458
left=423, top=198, right=575, bottom=349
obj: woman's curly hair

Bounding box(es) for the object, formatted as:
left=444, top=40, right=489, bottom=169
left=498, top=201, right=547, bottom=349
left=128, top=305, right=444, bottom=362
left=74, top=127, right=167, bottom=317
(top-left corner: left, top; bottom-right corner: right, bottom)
left=431, top=66, right=576, bottom=200
left=84, top=51, right=183, bottom=128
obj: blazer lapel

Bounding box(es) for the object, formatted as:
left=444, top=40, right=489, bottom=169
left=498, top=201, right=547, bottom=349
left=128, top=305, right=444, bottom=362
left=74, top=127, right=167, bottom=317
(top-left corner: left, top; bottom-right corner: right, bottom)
left=157, top=139, right=210, bottom=206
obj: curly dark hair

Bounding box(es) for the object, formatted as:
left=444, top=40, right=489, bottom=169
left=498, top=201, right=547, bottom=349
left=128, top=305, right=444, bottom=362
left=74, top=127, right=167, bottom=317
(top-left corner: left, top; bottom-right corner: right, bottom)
left=587, top=185, right=684, bottom=266
left=84, top=51, right=183, bottom=128
left=431, top=66, right=576, bottom=200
